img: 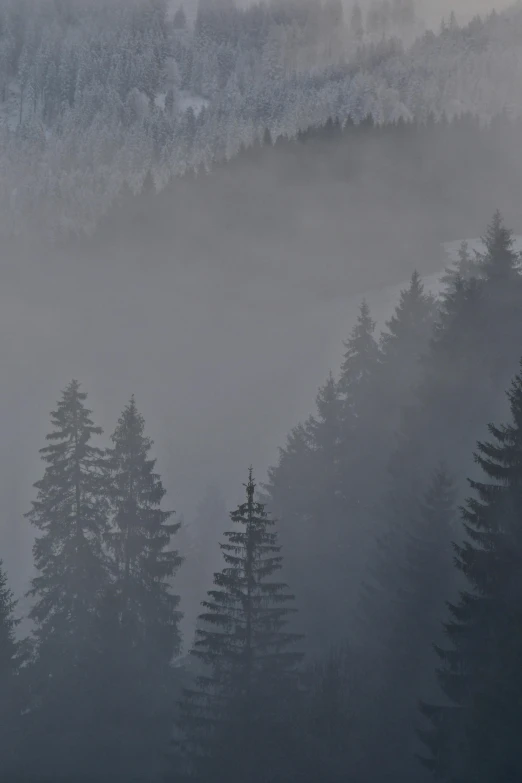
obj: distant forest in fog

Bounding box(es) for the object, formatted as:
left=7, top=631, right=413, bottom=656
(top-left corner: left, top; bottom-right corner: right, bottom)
left=1, top=0, right=522, bottom=237
left=3, top=0, right=522, bottom=781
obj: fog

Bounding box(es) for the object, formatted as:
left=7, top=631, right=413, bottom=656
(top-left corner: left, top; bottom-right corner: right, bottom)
left=4, top=116, right=522, bottom=602
left=2, top=0, right=522, bottom=781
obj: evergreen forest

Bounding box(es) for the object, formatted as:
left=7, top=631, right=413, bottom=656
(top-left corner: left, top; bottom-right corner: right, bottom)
left=3, top=210, right=522, bottom=782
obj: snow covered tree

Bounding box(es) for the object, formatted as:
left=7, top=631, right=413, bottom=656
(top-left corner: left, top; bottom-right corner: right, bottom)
left=420, top=360, right=522, bottom=782
left=177, top=469, right=303, bottom=783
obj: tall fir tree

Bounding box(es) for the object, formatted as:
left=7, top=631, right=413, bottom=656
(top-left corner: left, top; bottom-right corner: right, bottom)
left=0, top=561, right=22, bottom=776
left=357, top=467, right=457, bottom=783
left=265, top=374, right=350, bottom=655
left=338, top=299, right=382, bottom=493
left=107, top=396, right=182, bottom=657
left=440, top=240, right=481, bottom=288
left=177, top=469, right=303, bottom=783
left=478, top=208, right=521, bottom=282
left=477, top=210, right=522, bottom=392
left=24, top=380, right=110, bottom=777
left=338, top=299, right=381, bottom=420
left=99, top=396, right=183, bottom=779
left=379, top=270, right=436, bottom=412
left=420, top=360, right=522, bottom=782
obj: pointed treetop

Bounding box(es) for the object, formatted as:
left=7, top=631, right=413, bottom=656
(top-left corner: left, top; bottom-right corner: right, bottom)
left=343, top=300, right=378, bottom=357
left=246, top=466, right=255, bottom=497
left=479, top=210, right=520, bottom=281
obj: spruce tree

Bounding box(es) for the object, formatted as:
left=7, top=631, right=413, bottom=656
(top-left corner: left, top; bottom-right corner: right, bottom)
left=0, top=560, right=19, bottom=693
left=107, top=396, right=182, bottom=654
left=420, top=361, right=522, bottom=782
left=100, top=396, right=183, bottom=778
left=300, top=643, right=367, bottom=782
left=478, top=208, right=521, bottom=282
left=478, top=211, right=522, bottom=391
left=378, top=270, right=436, bottom=443
left=357, top=467, right=457, bottom=783
left=0, top=561, right=21, bottom=774
left=24, top=380, right=110, bottom=776
left=178, top=469, right=303, bottom=783
left=338, top=299, right=381, bottom=482
left=27, top=381, right=110, bottom=650
left=266, top=374, right=349, bottom=655
left=338, top=299, right=381, bottom=418
left=441, top=240, right=481, bottom=288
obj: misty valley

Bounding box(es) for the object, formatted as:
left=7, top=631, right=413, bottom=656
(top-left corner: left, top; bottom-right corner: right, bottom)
left=2, top=0, right=522, bottom=782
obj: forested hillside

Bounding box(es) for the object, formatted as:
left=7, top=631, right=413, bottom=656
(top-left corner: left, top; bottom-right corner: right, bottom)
left=1, top=0, right=522, bottom=237
left=3, top=212, right=522, bottom=782
left=3, top=1, right=522, bottom=781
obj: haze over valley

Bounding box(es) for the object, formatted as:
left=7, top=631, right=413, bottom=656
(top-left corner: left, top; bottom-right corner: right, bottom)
left=2, top=1, right=522, bottom=781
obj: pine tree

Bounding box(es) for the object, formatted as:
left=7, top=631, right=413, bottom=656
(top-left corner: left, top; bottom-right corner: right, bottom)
left=300, top=644, right=365, bottom=782
left=338, top=299, right=381, bottom=418
left=178, top=469, right=303, bottom=783
left=379, top=270, right=436, bottom=435
left=107, top=396, right=182, bottom=653
left=478, top=209, right=520, bottom=282
left=0, top=561, right=21, bottom=773
left=173, top=4, right=187, bottom=29
left=420, top=361, right=522, bottom=782
left=0, top=561, right=19, bottom=688
left=26, top=380, right=110, bottom=670
left=24, top=380, right=110, bottom=776
left=357, top=467, right=457, bottom=782
left=477, top=211, right=522, bottom=391
left=99, top=396, right=183, bottom=778
left=266, top=374, right=349, bottom=655
left=338, top=299, right=383, bottom=567
left=441, top=241, right=481, bottom=288
left=337, top=299, right=382, bottom=495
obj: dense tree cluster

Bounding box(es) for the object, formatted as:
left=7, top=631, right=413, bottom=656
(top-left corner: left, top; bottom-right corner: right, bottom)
left=0, top=0, right=522, bottom=238
left=265, top=210, right=522, bottom=780
left=2, top=211, right=522, bottom=781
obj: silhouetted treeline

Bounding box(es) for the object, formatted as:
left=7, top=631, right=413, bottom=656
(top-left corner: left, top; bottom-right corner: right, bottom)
left=4, top=211, right=522, bottom=781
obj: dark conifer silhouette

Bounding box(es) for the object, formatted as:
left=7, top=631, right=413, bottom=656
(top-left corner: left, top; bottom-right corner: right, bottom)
left=178, top=469, right=303, bottom=782
left=420, top=360, right=522, bottom=781
left=24, top=380, right=110, bottom=776
left=26, top=380, right=109, bottom=671
left=96, top=396, right=183, bottom=779
left=107, top=396, right=182, bottom=656
left=0, top=561, right=22, bottom=772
